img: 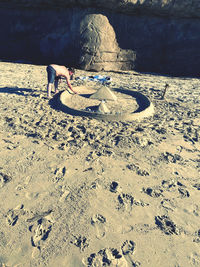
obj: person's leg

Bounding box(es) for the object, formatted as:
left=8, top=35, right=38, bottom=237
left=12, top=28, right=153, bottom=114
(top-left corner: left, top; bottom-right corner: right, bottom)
left=46, top=65, right=56, bottom=98
left=54, top=78, right=59, bottom=94
left=47, top=83, right=53, bottom=98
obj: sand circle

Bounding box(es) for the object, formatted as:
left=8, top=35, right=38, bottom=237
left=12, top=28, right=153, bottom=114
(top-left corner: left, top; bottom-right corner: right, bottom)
left=58, top=85, right=154, bottom=121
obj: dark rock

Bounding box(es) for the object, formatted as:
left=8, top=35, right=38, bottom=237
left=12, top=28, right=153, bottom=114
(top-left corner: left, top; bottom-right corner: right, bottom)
left=79, top=14, right=135, bottom=71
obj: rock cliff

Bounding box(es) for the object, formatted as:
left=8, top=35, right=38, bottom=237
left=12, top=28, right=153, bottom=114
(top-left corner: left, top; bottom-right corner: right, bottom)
left=1, top=0, right=200, bottom=76
left=1, top=0, right=200, bottom=18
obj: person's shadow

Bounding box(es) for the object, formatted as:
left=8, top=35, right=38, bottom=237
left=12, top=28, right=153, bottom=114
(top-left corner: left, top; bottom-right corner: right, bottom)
left=0, top=87, right=38, bottom=96
left=49, top=91, right=62, bottom=110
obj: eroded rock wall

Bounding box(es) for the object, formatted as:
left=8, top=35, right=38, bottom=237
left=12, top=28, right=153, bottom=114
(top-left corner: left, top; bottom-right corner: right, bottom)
left=1, top=0, right=200, bottom=76
left=1, top=0, right=200, bottom=18
left=79, top=14, right=136, bottom=71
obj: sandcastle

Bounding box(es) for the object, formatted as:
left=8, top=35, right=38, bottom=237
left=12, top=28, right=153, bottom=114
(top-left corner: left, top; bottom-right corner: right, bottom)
left=58, top=85, right=154, bottom=121
left=90, top=86, right=118, bottom=101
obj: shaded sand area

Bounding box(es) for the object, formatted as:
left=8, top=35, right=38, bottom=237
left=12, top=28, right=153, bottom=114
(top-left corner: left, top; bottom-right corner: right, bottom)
left=0, top=62, right=200, bottom=266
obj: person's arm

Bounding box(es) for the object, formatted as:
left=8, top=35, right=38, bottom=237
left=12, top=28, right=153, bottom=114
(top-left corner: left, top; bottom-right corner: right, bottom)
left=66, top=78, right=77, bottom=94
left=64, top=74, right=77, bottom=94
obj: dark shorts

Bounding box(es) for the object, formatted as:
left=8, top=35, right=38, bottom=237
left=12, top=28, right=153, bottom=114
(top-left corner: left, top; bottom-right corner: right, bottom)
left=47, top=65, right=62, bottom=83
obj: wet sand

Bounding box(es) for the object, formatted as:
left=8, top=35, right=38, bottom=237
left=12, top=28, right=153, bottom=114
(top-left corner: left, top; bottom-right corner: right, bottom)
left=0, top=62, right=200, bottom=266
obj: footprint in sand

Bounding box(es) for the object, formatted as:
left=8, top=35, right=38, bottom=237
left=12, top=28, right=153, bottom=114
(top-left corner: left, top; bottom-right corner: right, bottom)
left=28, top=211, right=53, bottom=253
left=110, top=181, right=119, bottom=193
left=30, top=219, right=52, bottom=252
left=121, top=240, right=137, bottom=266
left=6, top=143, right=19, bottom=150
left=143, top=186, right=163, bottom=198
left=133, top=199, right=149, bottom=207
left=155, top=215, right=180, bottom=235
left=70, top=235, right=89, bottom=251
left=82, top=248, right=127, bottom=267
left=193, top=229, right=200, bottom=243
left=5, top=204, right=25, bottom=226
left=161, top=179, right=177, bottom=192
left=82, top=243, right=139, bottom=267
left=162, top=179, right=190, bottom=198
left=193, top=183, right=200, bottom=191
left=126, top=164, right=149, bottom=176
left=109, top=181, right=122, bottom=193
left=160, top=198, right=176, bottom=211
left=91, top=214, right=106, bottom=239
left=3, top=138, right=19, bottom=150
left=59, top=189, right=70, bottom=202
left=178, top=187, right=190, bottom=198
left=121, top=240, right=135, bottom=255
left=0, top=172, right=12, bottom=188
left=117, top=193, right=134, bottom=212
left=132, top=135, right=151, bottom=148
left=161, top=152, right=182, bottom=164
left=53, top=166, right=67, bottom=183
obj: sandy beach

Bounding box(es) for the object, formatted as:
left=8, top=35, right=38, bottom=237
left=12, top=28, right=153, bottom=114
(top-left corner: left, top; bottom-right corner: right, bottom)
left=0, top=61, right=200, bottom=267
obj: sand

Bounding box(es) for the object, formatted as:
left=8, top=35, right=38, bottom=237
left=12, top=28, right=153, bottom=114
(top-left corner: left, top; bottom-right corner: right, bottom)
left=0, top=61, right=200, bottom=267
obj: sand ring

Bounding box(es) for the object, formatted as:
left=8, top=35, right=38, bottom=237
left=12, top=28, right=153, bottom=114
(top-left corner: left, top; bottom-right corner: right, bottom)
left=58, top=86, right=154, bottom=121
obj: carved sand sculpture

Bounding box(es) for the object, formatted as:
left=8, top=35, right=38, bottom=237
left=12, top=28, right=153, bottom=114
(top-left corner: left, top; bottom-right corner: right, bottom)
left=58, top=85, right=154, bottom=121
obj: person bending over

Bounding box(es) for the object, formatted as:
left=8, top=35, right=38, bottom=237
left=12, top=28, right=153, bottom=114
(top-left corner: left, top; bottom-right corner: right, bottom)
left=46, top=64, right=77, bottom=98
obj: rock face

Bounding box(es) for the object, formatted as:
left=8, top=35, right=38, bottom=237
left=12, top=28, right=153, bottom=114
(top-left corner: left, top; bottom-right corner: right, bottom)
left=0, top=0, right=200, bottom=76
left=79, top=14, right=135, bottom=71
left=1, top=0, right=200, bottom=19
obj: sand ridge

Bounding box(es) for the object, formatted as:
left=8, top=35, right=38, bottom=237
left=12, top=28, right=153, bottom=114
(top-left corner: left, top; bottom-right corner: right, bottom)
left=0, top=62, right=200, bottom=266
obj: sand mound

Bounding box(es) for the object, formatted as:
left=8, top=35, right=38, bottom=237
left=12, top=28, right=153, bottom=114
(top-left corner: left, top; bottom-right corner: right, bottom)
left=90, top=86, right=117, bottom=101
left=97, top=101, right=110, bottom=113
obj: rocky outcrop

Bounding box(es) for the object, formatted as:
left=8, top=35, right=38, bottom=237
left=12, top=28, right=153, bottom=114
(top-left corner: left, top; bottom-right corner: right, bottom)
left=0, top=0, right=200, bottom=76
left=79, top=14, right=135, bottom=71
left=1, top=0, right=200, bottom=19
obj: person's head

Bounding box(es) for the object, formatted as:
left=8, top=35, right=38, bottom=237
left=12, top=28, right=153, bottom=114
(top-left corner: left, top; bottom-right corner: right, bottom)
left=68, top=67, right=75, bottom=80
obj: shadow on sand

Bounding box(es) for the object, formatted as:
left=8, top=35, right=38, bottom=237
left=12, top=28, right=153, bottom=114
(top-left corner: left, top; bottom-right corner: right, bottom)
left=49, top=90, right=92, bottom=112
left=0, top=87, right=39, bottom=96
